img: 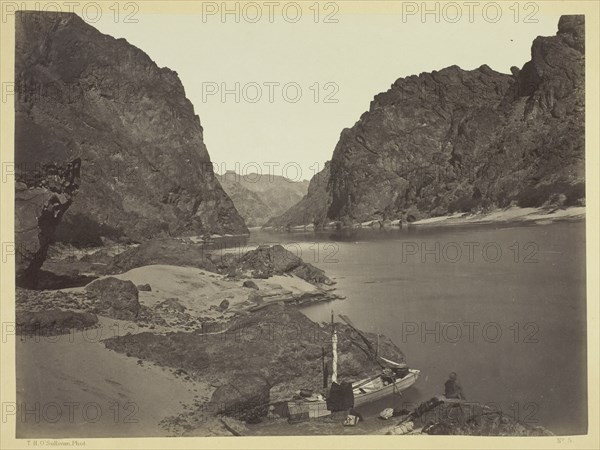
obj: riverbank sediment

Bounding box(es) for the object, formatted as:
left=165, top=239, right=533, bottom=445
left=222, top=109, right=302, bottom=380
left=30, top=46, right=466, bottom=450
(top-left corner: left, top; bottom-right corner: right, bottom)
left=262, top=206, right=585, bottom=232
left=15, top=238, right=563, bottom=436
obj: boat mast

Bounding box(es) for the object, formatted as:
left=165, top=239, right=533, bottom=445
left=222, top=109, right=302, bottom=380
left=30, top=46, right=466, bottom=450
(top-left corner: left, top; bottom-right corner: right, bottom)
left=331, top=310, right=338, bottom=384
left=321, top=347, right=328, bottom=389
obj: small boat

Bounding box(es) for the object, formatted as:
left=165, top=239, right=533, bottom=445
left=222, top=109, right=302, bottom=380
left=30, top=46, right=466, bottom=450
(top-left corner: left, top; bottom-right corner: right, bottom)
left=340, top=318, right=420, bottom=406
left=286, top=312, right=420, bottom=421
left=288, top=362, right=420, bottom=420
left=352, top=367, right=420, bottom=406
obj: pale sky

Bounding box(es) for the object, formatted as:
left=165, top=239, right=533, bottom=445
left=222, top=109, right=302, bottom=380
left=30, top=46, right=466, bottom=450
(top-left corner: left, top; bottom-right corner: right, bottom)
left=90, top=4, right=561, bottom=182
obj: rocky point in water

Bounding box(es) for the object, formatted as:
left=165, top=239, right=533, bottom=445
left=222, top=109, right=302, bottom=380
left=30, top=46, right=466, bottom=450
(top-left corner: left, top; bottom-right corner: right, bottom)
left=101, top=240, right=334, bottom=287
left=268, top=16, right=585, bottom=228
left=102, top=304, right=406, bottom=426
left=15, top=11, right=247, bottom=252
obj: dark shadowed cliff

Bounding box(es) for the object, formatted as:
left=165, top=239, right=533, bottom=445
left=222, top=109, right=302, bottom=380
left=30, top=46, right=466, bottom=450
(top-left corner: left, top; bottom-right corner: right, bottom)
left=15, top=11, right=247, bottom=247
left=270, top=15, right=585, bottom=227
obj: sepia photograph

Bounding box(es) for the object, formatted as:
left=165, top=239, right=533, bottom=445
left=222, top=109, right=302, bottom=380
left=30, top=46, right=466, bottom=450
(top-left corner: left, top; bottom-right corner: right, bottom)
left=1, top=0, right=598, bottom=448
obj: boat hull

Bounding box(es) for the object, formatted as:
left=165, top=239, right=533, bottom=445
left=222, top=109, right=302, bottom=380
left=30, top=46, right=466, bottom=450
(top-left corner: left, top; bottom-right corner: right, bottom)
left=353, top=369, right=420, bottom=406
left=295, top=369, right=420, bottom=419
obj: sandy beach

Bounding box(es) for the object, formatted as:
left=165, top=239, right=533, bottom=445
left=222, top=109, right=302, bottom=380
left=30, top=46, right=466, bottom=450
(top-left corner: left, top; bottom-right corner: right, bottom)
left=16, top=317, right=205, bottom=438
left=14, top=257, right=345, bottom=437
left=411, top=206, right=585, bottom=227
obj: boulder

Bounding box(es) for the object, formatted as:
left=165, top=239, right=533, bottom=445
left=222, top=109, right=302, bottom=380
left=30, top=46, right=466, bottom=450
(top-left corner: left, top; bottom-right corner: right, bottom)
left=242, top=280, right=259, bottom=290
left=290, top=264, right=333, bottom=286
left=210, top=374, right=270, bottom=422
left=247, top=291, right=262, bottom=303
left=85, top=277, right=140, bottom=320
left=218, top=299, right=230, bottom=311
left=215, top=245, right=334, bottom=287
left=137, top=283, right=152, bottom=291
left=157, top=297, right=186, bottom=313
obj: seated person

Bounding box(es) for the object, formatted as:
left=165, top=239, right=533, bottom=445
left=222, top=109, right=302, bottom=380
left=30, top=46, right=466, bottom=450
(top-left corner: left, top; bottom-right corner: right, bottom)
left=381, top=367, right=394, bottom=385
left=444, top=372, right=466, bottom=400
left=393, top=363, right=410, bottom=379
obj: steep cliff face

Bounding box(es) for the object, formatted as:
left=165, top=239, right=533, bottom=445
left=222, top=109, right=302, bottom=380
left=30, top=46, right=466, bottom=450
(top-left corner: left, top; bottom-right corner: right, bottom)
left=219, top=172, right=309, bottom=227
left=328, top=64, right=514, bottom=222
left=274, top=16, right=585, bottom=226
left=15, top=12, right=247, bottom=245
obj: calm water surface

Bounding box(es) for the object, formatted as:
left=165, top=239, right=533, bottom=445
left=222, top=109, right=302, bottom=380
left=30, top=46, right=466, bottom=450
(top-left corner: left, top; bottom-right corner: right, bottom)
left=246, top=221, right=587, bottom=434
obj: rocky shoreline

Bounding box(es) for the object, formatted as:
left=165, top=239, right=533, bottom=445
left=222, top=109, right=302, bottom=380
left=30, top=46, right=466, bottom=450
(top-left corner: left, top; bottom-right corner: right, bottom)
left=16, top=241, right=554, bottom=437
left=18, top=242, right=343, bottom=319
left=262, top=205, right=585, bottom=232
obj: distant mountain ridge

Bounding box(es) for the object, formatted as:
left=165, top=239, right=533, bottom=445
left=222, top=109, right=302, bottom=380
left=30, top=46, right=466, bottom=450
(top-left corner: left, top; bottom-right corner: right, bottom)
left=268, top=15, right=585, bottom=228
left=219, top=172, right=309, bottom=227
left=264, top=162, right=330, bottom=228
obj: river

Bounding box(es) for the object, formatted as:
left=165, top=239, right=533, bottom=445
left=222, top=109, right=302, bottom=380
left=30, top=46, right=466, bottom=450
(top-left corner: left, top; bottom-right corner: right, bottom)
left=244, top=220, right=587, bottom=435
